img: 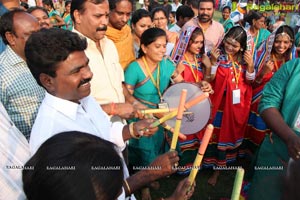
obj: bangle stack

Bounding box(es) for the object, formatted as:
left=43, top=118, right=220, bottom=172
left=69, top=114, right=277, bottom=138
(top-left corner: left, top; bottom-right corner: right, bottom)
left=129, top=122, right=141, bottom=139
left=246, top=70, right=256, bottom=81
left=211, top=64, right=218, bottom=75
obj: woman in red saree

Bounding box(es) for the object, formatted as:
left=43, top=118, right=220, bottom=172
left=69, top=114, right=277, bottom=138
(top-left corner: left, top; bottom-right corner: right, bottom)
left=243, top=25, right=296, bottom=155
left=206, top=26, right=255, bottom=185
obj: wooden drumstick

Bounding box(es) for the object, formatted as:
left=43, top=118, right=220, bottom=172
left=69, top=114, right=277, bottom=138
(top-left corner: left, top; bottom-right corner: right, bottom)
left=140, top=108, right=172, bottom=115
left=170, top=89, right=187, bottom=151
left=140, top=108, right=193, bottom=115
left=187, top=124, right=214, bottom=189
left=150, top=110, right=177, bottom=128
left=162, top=124, right=187, bottom=140
left=184, top=92, right=209, bottom=110
left=150, top=92, right=209, bottom=128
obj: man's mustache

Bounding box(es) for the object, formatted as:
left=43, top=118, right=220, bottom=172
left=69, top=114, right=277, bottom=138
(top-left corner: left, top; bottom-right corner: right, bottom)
left=78, top=78, right=92, bottom=88
left=200, top=14, right=210, bottom=18
left=96, top=26, right=107, bottom=31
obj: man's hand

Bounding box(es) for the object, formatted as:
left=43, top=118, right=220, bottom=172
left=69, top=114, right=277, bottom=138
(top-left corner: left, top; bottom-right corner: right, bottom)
left=125, top=151, right=180, bottom=196
left=115, top=103, right=135, bottom=119
left=166, top=178, right=196, bottom=200
left=134, top=118, right=158, bottom=137
left=148, top=151, right=179, bottom=180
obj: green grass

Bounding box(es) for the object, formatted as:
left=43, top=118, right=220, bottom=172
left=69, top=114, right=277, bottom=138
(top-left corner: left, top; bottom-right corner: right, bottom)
left=134, top=157, right=252, bottom=200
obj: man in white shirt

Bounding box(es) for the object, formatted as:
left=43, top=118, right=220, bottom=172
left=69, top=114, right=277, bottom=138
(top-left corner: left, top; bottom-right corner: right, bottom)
left=25, top=28, right=179, bottom=199
left=171, top=0, right=182, bottom=12
left=0, top=101, right=29, bottom=200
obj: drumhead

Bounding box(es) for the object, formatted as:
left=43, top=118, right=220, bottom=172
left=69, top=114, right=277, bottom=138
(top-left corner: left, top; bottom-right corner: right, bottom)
left=162, top=82, right=211, bottom=135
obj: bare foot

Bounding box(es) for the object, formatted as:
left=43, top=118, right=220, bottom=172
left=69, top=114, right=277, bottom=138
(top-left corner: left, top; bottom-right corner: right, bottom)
left=207, top=170, right=220, bottom=186
left=141, top=187, right=151, bottom=200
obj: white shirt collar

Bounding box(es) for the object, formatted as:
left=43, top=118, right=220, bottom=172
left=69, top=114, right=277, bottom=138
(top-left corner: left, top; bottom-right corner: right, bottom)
left=43, top=92, right=90, bottom=121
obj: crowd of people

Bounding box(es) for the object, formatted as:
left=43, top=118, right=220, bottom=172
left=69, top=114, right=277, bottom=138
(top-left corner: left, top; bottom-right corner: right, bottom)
left=0, top=0, right=300, bottom=199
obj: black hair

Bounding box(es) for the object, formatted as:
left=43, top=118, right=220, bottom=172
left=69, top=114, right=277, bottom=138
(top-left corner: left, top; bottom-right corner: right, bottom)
left=23, top=131, right=124, bottom=200
left=244, top=10, right=264, bottom=26
left=42, top=0, right=54, bottom=9
left=176, top=5, right=194, bottom=21
left=65, top=0, right=72, bottom=7
left=0, top=9, right=26, bottom=45
left=187, top=0, right=200, bottom=9
left=131, top=8, right=151, bottom=26
left=138, top=27, right=166, bottom=58
left=151, top=7, right=168, bottom=21
left=170, top=11, right=176, bottom=17
left=25, top=28, right=87, bottom=87
left=198, top=0, right=215, bottom=9
left=222, top=5, right=231, bottom=12
left=21, top=2, right=29, bottom=9
left=221, top=26, right=247, bottom=55
left=27, top=6, right=49, bottom=17
left=272, top=25, right=295, bottom=58
left=108, top=0, right=133, bottom=11
left=189, top=27, right=205, bottom=54
left=71, top=0, right=107, bottom=22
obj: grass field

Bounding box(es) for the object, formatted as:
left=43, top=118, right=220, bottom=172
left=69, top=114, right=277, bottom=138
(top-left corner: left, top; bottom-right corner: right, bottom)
left=131, top=7, right=296, bottom=200
left=133, top=156, right=252, bottom=200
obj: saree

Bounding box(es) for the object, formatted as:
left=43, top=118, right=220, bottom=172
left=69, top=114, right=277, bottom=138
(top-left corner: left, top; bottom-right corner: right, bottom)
left=247, top=28, right=271, bottom=50
left=203, top=51, right=252, bottom=167
left=219, top=18, right=234, bottom=33
left=106, top=25, right=135, bottom=69
left=124, top=58, right=175, bottom=166
left=242, top=27, right=297, bottom=155
left=61, top=13, right=73, bottom=31
left=48, top=9, right=60, bottom=27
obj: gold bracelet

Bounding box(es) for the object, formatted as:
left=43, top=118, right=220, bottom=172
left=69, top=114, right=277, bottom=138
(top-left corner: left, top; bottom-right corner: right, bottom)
left=124, top=179, right=131, bottom=194
left=129, top=123, right=140, bottom=139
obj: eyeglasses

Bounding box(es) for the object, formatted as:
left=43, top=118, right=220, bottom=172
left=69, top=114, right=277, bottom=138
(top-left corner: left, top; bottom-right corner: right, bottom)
left=153, top=17, right=167, bottom=21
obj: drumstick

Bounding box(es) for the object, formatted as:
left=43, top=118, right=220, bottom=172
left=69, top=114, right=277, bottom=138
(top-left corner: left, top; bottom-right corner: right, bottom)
left=184, top=92, right=209, bottom=110
left=140, top=108, right=192, bottom=115
left=187, top=124, right=213, bottom=189
left=150, top=110, right=177, bottom=128
left=140, top=108, right=172, bottom=115
left=231, top=168, right=245, bottom=200
left=162, top=124, right=187, bottom=140
left=150, top=92, right=209, bottom=128
left=170, top=89, right=187, bottom=151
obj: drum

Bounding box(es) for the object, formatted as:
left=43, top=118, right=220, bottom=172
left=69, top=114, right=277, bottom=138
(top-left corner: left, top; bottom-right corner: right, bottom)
left=162, top=82, right=211, bottom=135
